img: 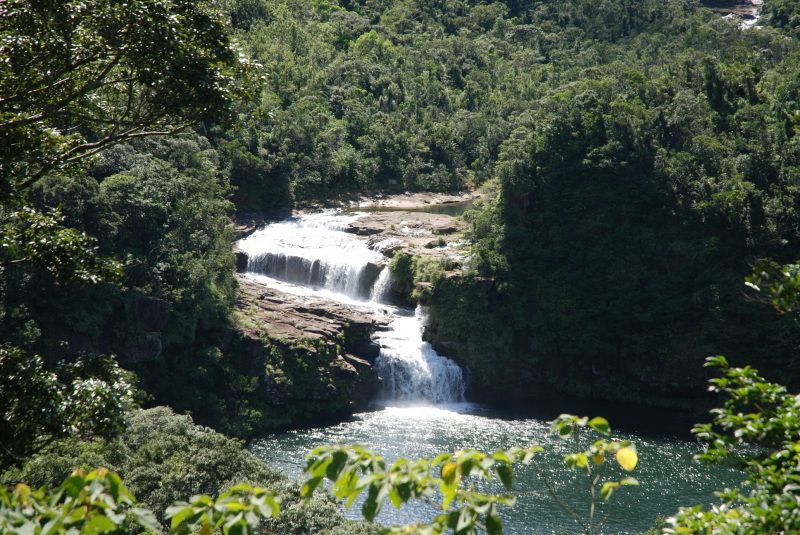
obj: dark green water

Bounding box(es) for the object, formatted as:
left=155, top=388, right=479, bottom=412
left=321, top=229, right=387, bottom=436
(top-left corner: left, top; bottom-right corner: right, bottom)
left=251, top=403, right=742, bottom=534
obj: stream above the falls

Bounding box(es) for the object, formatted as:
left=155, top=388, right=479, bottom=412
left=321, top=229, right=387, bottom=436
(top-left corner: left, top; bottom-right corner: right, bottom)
left=239, top=210, right=742, bottom=534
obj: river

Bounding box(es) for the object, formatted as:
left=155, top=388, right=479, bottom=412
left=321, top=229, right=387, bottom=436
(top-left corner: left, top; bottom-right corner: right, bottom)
left=237, top=210, right=741, bottom=534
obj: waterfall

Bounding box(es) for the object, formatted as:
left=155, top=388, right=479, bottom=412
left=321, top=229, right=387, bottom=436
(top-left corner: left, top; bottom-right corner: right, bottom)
left=238, top=210, right=466, bottom=405
left=247, top=252, right=374, bottom=300
left=370, top=267, right=392, bottom=303
left=375, top=307, right=465, bottom=403
left=239, top=212, right=382, bottom=300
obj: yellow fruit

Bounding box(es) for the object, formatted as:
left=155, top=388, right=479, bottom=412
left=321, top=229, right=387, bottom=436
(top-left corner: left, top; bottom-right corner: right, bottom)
left=616, top=447, right=638, bottom=471
left=592, top=454, right=604, bottom=465
left=441, top=462, right=458, bottom=483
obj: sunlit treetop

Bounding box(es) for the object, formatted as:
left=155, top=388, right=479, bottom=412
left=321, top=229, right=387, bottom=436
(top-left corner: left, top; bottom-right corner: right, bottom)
left=0, top=0, right=260, bottom=198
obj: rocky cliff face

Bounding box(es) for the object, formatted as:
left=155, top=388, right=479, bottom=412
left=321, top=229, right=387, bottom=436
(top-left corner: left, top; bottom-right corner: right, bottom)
left=217, top=277, right=387, bottom=433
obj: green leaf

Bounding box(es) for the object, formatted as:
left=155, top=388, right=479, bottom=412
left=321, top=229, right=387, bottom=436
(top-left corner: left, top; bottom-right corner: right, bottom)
left=456, top=507, right=473, bottom=532
left=565, top=453, right=588, bottom=469
left=388, top=488, right=404, bottom=508
left=130, top=508, right=159, bottom=531
left=264, top=496, right=281, bottom=517
left=588, top=417, right=611, bottom=435
left=228, top=483, right=255, bottom=494
left=62, top=475, right=85, bottom=498
left=486, top=511, right=503, bottom=535
left=167, top=504, right=196, bottom=529
left=441, top=462, right=458, bottom=485
left=224, top=502, right=247, bottom=512
left=300, top=477, right=323, bottom=498
left=361, top=484, right=381, bottom=521
left=310, top=457, right=333, bottom=479
left=600, top=482, right=619, bottom=500
left=491, top=451, right=512, bottom=464
left=80, top=514, right=116, bottom=535
left=326, top=451, right=349, bottom=481
left=495, top=464, right=513, bottom=490
left=432, top=453, right=452, bottom=466
left=396, top=481, right=412, bottom=502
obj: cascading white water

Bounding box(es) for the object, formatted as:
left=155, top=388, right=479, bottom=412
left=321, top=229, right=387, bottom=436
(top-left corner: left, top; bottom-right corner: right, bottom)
left=238, top=210, right=466, bottom=404
left=374, top=307, right=465, bottom=403
left=369, top=267, right=392, bottom=303
left=239, top=212, right=381, bottom=300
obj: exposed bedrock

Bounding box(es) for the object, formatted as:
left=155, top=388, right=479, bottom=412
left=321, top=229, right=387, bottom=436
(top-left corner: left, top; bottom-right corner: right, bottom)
left=219, top=277, right=389, bottom=432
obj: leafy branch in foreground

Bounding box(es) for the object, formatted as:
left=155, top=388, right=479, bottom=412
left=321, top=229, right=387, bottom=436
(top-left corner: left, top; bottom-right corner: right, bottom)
left=301, top=444, right=539, bottom=535
left=549, top=415, right=639, bottom=535
left=165, top=483, right=280, bottom=535
left=0, top=468, right=157, bottom=535
left=0, top=468, right=279, bottom=535
left=301, top=414, right=640, bottom=535
left=665, top=356, right=800, bottom=534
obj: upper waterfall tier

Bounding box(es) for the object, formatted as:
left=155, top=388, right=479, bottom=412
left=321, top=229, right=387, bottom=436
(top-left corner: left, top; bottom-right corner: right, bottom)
left=238, top=212, right=386, bottom=301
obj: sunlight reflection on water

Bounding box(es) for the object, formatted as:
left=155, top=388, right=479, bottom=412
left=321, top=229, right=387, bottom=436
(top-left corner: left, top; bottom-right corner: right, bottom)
left=251, top=404, right=742, bottom=534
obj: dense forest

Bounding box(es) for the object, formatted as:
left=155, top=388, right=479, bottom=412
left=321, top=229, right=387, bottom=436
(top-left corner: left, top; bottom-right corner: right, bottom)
left=3, top=0, right=800, bottom=533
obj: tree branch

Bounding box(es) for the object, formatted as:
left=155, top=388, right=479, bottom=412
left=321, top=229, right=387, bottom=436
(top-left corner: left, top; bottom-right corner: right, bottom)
left=16, top=122, right=194, bottom=190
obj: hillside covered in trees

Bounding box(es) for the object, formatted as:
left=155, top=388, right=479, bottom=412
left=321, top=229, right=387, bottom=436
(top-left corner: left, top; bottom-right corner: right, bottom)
left=4, top=0, right=800, bottom=533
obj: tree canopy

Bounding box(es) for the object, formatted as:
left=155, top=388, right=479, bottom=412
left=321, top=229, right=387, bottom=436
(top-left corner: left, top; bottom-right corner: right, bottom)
left=0, top=0, right=253, bottom=196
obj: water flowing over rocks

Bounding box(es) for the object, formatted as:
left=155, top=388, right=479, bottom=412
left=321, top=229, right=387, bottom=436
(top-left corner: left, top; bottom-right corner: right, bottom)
left=374, top=306, right=465, bottom=403
left=235, top=205, right=468, bottom=409
left=702, top=0, right=762, bottom=27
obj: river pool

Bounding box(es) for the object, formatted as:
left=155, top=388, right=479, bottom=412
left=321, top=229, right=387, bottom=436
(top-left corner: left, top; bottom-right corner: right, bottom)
left=251, top=403, right=741, bottom=534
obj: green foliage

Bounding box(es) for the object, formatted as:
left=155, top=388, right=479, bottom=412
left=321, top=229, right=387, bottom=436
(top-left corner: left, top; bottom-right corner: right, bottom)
left=6, top=137, right=239, bottom=435
left=166, top=483, right=280, bottom=535
left=302, top=444, right=541, bottom=534
left=389, top=252, right=455, bottom=301
left=3, top=407, right=364, bottom=534
left=745, top=258, right=800, bottom=313
left=0, top=0, right=254, bottom=195
left=301, top=414, right=639, bottom=534
left=0, top=467, right=277, bottom=535
left=665, top=356, right=800, bottom=533
left=389, top=253, right=415, bottom=296
left=87, top=137, right=238, bottom=338
left=0, top=207, right=121, bottom=285
left=0, top=345, right=133, bottom=471
left=0, top=468, right=159, bottom=535
left=422, top=6, right=800, bottom=405
left=762, top=0, right=800, bottom=32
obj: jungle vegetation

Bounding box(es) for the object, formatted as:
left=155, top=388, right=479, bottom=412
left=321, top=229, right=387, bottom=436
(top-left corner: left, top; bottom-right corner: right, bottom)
left=3, top=0, right=800, bottom=533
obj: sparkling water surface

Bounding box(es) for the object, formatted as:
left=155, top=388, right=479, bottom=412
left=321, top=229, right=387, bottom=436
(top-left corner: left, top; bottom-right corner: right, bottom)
left=251, top=404, right=742, bottom=534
